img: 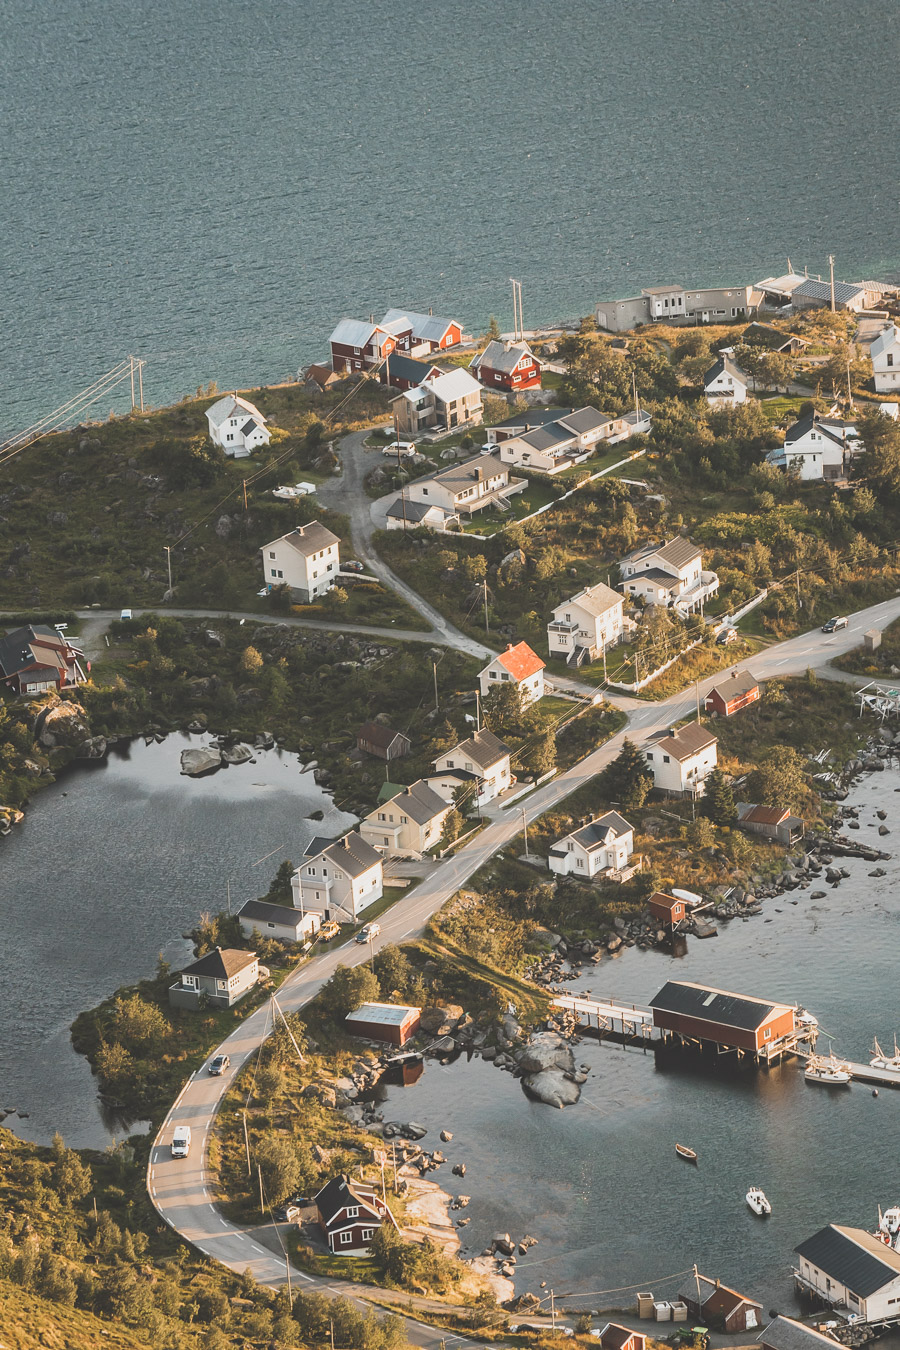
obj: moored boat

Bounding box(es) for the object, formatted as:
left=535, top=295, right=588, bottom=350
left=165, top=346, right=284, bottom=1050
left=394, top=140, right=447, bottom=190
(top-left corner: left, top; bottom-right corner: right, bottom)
left=746, top=1186, right=772, bottom=1216
left=805, top=1053, right=852, bottom=1085
left=675, top=1143, right=698, bottom=1162
left=870, top=1037, right=900, bottom=1071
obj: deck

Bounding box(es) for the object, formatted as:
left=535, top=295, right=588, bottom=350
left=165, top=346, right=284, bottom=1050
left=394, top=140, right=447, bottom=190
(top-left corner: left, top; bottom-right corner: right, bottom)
left=551, top=994, right=656, bottom=1039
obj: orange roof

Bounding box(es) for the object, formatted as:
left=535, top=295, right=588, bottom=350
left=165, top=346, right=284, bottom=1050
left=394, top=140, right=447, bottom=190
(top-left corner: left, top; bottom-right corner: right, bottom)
left=496, top=641, right=545, bottom=682
left=742, top=804, right=789, bottom=825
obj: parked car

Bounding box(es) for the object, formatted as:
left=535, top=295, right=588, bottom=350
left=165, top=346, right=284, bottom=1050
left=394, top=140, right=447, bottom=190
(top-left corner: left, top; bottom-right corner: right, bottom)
left=822, top=615, right=848, bottom=632
left=382, top=440, right=416, bottom=458
left=208, top=1054, right=230, bottom=1076
left=344, top=560, right=365, bottom=573
left=357, top=922, right=381, bottom=943
left=171, top=1126, right=191, bottom=1158
left=319, top=920, right=341, bottom=941
left=120, top=608, right=133, bottom=620
left=716, top=626, right=737, bottom=645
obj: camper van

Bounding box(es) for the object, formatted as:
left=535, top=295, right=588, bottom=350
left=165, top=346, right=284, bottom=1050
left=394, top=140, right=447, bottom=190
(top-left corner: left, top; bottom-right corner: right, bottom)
left=171, top=1126, right=191, bottom=1159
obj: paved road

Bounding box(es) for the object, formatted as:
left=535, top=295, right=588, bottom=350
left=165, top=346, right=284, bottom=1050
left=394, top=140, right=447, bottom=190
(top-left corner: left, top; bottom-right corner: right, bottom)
left=147, top=592, right=900, bottom=1332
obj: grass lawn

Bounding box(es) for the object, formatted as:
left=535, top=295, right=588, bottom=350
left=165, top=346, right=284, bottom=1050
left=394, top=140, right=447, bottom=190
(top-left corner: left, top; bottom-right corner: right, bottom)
left=755, top=394, right=809, bottom=423
left=297, top=579, right=430, bottom=630
left=356, top=880, right=423, bottom=923
left=461, top=480, right=558, bottom=534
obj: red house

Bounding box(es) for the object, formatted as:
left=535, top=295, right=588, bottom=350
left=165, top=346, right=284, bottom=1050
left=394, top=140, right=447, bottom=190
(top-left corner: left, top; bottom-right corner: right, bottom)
left=314, top=1174, right=395, bottom=1254
left=470, top=340, right=542, bottom=391
left=345, top=1002, right=421, bottom=1046
left=704, top=669, right=760, bottom=718
left=647, top=891, right=687, bottom=928
left=329, top=317, right=412, bottom=375
left=0, top=624, right=87, bottom=696
left=598, top=1325, right=646, bottom=1350
left=681, top=1276, right=763, bottom=1333
left=650, top=980, right=797, bottom=1054
left=381, top=307, right=463, bottom=353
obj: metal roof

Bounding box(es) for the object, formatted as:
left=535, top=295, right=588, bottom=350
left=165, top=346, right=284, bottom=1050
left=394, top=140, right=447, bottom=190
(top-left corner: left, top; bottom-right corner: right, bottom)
left=385, top=499, right=441, bottom=523
left=759, top=1317, right=840, bottom=1350
left=205, top=392, right=268, bottom=428
left=329, top=318, right=377, bottom=347
left=793, top=278, right=865, bottom=304
left=650, top=980, right=793, bottom=1031
left=238, top=900, right=307, bottom=929
left=346, top=1002, right=420, bottom=1026
left=795, top=1225, right=900, bottom=1298
left=265, top=521, right=340, bottom=558
left=382, top=307, right=459, bottom=345
left=470, top=339, right=535, bottom=375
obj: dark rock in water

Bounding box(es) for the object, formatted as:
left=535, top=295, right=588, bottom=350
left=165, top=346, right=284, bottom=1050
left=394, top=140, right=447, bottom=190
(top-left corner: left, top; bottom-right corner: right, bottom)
left=879, top=826, right=891, bottom=836
left=307, top=809, right=324, bottom=821
left=869, top=868, right=887, bottom=878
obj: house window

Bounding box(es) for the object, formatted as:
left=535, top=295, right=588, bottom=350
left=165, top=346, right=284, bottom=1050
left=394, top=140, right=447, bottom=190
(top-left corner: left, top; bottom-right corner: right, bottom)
left=489, top=671, right=497, bottom=679
left=889, top=354, right=894, bottom=367
left=347, top=1207, right=359, bottom=1218
left=646, top=752, right=653, bottom=760
left=270, top=569, right=277, bottom=578
left=764, top=1027, right=772, bottom=1039
left=362, top=1228, right=374, bottom=1241
left=226, top=433, right=234, bottom=442
left=400, top=815, right=408, bottom=824
left=269, top=551, right=276, bottom=559
left=340, top=1231, right=353, bottom=1245
left=663, top=754, right=670, bottom=763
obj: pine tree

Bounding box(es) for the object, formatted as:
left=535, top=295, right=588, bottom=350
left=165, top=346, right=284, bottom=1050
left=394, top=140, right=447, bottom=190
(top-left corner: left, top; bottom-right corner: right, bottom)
left=601, top=738, right=653, bottom=810
left=700, top=768, right=737, bottom=825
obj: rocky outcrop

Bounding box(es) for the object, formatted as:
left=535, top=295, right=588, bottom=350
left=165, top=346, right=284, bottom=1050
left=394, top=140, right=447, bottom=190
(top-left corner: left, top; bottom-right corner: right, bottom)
left=522, top=1069, right=581, bottom=1109
left=222, top=744, right=254, bottom=765
left=180, top=746, right=223, bottom=776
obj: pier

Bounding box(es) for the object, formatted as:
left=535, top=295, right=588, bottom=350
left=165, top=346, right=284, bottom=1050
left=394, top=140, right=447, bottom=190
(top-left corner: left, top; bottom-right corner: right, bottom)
left=551, top=993, right=656, bottom=1041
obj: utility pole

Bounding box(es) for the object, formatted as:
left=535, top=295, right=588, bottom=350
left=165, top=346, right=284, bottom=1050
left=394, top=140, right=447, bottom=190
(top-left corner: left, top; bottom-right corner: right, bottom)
left=695, top=679, right=701, bottom=722
left=138, top=359, right=144, bottom=412
left=522, top=807, right=529, bottom=858
left=550, top=1289, right=556, bottom=1330
left=258, top=1164, right=265, bottom=1216
left=243, top=479, right=248, bottom=511
left=433, top=658, right=439, bottom=712
left=130, top=355, right=136, bottom=411
left=475, top=688, right=482, bottom=732
left=226, top=878, right=231, bottom=915
left=242, top=1110, right=251, bottom=1176
left=510, top=278, right=523, bottom=340
left=694, top=1262, right=702, bottom=1308
left=509, top=278, right=519, bottom=341
left=796, top=568, right=802, bottom=610
left=483, top=578, right=490, bottom=632
left=828, top=254, right=836, bottom=312
left=163, top=545, right=173, bottom=595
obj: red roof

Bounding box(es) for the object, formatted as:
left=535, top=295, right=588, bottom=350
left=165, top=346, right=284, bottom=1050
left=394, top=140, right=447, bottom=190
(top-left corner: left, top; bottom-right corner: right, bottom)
left=496, top=641, right=545, bottom=682
left=742, top=804, right=789, bottom=826
left=648, top=891, right=684, bottom=915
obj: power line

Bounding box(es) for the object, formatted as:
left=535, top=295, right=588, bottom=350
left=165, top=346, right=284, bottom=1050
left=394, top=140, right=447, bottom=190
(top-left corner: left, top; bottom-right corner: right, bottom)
left=0, top=357, right=145, bottom=467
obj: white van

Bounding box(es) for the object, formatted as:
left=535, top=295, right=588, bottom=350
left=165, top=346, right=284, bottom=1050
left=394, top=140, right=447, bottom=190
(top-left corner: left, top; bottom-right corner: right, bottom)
left=171, top=1126, right=191, bottom=1159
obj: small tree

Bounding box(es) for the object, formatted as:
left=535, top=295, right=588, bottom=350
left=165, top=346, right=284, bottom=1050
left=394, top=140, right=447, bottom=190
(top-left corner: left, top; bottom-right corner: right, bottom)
left=241, top=645, right=263, bottom=675
left=600, top=739, right=653, bottom=810
left=440, top=808, right=465, bottom=848
left=485, top=315, right=502, bottom=341
left=482, top=681, right=523, bottom=734
left=266, top=860, right=295, bottom=905
left=319, top=963, right=380, bottom=1019
left=522, top=729, right=556, bottom=778
left=50, top=1134, right=92, bottom=1203
left=700, top=769, right=737, bottom=825
left=747, top=745, right=808, bottom=811
left=255, top=1134, right=303, bottom=1207
left=683, top=816, right=716, bottom=850
left=325, top=585, right=349, bottom=611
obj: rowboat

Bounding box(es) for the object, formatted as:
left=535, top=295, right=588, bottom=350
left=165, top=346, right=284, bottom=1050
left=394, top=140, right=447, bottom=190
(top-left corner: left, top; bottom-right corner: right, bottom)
left=675, top=1143, right=698, bottom=1162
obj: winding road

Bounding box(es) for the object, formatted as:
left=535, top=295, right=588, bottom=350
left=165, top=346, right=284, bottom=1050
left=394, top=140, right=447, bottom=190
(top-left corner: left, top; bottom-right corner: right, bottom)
left=144, top=589, right=900, bottom=1341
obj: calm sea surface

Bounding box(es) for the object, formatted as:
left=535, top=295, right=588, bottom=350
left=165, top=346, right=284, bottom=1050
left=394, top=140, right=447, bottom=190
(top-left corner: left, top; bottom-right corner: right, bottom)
left=1, top=0, right=899, bottom=435
left=0, top=735, right=353, bottom=1149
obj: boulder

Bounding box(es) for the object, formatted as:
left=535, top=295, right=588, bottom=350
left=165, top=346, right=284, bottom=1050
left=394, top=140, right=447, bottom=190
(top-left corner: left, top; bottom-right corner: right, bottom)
left=516, top=1033, right=575, bottom=1075
left=302, top=1083, right=337, bottom=1108
left=404, top=1122, right=428, bottom=1141
left=180, top=747, right=223, bottom=776
left=204, top=630, right=224, bottom=647
left=222, top=744, right=254, bottom=765
left=440, top=1129, right=453, bottom=1142
left=522, top=1071, right=581, bottom=1108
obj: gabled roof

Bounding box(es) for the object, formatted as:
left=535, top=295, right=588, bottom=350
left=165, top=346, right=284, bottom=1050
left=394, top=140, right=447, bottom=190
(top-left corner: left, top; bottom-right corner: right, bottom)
left=554, top=581, right=623, bottom=620
left=755, top=272, right=808, bottom=297
left=385, top=350, right=441, bottom=384
left=305, top=833, right=383, bottom=879
left=558, top=406, right=614, bottom=435
left=470, top=339, right=536, bottom=375
left=305, top=362, right=340, bottom=386
left=599, top=1325, right=643, bottom=1350
left=206, top=393, right=267, bottom=429
left=647, top=721, right=717, bottom=761
left=792, top=278, right=865, bottom=305
left=371, top=778, right=449, bottom=827
left=737, top=803, right=792, bottom=826
left=742, top=322, right=808, bottom=352
left=314, top=1174, right=381, bottom=1226
left=263, top=521, right=340, bottom=558
left=568, top=811, right=633, bottom=852
left=357, top=721, right=411, bottom=751
left=237, top=900, right=307, bottom=930
left=329, top=318, right=378, bottom=347
left=490, top=407, right=572, bottom=432
left=440, top=727, right=510, bottom=772
left=650, top=980, right=794, bottom=1031
left=623, top=536, right=701, bottom=572
left=759, top=1316, right=841, bottom=1350
left=490, top=641, right=545, bottom=682
left=648, top=890, right=685, bottom=914
left=414, top=454, right=507, bottom=495
left=784, top=412, right=858, bottom=449
left=795, top=1225, right=900, bottom=1297
left=0, top=624, right=69, bottom=679
left=702, top=1283, right=763, bottom=1318
left=870, top=323, right=900, bottom=363
left=382, top=308, right=459, bottom=345
left=704, top=354, right=748, bottom=388
left=425, top=367, right=482, bottom=403
left=385, top=499, right=445, bottom=524
left=240, top=418, right=259, bottom=437
left=707, top=670, right=759, bottom=702
left=518, top=422, right=573, bottom=453
left=182, top=947, right=257, bottom=979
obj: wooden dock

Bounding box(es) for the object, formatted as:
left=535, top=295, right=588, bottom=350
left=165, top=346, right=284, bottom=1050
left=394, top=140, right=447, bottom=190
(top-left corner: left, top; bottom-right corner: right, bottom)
left=798, top=1052, right=900, bottom=1089
left=551, top=994, right=656, bottom=1040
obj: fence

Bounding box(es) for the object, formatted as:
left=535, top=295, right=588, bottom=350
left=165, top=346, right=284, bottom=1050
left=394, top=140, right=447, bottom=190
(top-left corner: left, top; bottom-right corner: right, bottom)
left=607, top=637, right=703, bottom=692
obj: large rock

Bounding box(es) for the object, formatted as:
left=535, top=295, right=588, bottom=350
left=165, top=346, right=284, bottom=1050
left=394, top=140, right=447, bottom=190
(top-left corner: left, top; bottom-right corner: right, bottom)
left=522, top=1070, right=581, bottom=1108
left=516, top=1033, right=574, bottom=1075
left=420, top=1004, right=464, bottom=1034
left=222, top=744, right=254, bottom=765
left=180, top=747, right=223, bottom=776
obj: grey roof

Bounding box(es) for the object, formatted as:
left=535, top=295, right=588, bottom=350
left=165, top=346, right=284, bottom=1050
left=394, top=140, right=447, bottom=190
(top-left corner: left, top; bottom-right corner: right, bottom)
left=650, top=980, right=793, bottom=1031
left=382, top=307, right=459, bottom=345
left=471, top=340, right=535, bottom=375
left=491, top=407, right=572, bottom=431
left=870, top=324, right=900, bottom=363
left=555, top=581, right=623, bottom=620
left=417, top=454, right=507, bottom=495
left=704, top=354, right=747, bottom=387
left=0, top=624, right=67, bottom=679
left=759, top=1317, right=842, bottom=1350
left=182, top=946, right=257, bottom=979
left=346, top=1002, right=420, bottom=1027
left=240, top=418, right=259, bottom=437
left=647, top=721, right=717, bottom=761
left=623, top=536, right=701, bottom=573
left=558, top=406, right=613, bottom=435
left=238, top=900, right=307, bottom=931
left=440, top=727, right=510, bottom=772
left=357, top=721, right=410, bottom=751
left=742, top=322, right=808, bottom=352
left=518, top=422, right=573, bottom=453
left=385, top=499, right=443, bottom=523
left=306, top=832, right=383, bottom=879
left=792, top=278, right=865, bottom=305
left=794, top=1225, right=900, bottom=1297
left=707, top=670, right=759, bottom=701
left=568, top=810, right=633, bottom=852
left=330, top=318, right=377, bottom=347
left=629, top=567, right=680, bottom=587
left=268, top=521, right=340, bottom=557
left=315, top=1173, right=380, bottom=1225
left=784, top=412, right=856, bottom=449
left=386, top=350, right=439, bottom=383
left=372, top=778, right=449, bottom=827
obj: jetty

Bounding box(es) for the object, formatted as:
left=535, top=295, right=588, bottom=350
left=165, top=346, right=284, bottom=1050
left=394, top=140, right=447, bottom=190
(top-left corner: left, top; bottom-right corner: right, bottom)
left=551, top=993, right=656, bottom=1041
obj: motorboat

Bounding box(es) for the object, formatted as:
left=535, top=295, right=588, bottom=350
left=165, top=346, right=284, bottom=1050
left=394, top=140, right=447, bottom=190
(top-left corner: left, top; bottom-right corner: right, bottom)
left=870, top=1037, right=900, bottom=1071
left=873, top=1206, right=900, bottom=1250
left=805, top=1054, right=852, bottom=1085
left=675, top=1143, right=698, bottom=1163
left=796, top=1008, right=819, bottom=1032
left=746, top=1187, right=772, bottom=1216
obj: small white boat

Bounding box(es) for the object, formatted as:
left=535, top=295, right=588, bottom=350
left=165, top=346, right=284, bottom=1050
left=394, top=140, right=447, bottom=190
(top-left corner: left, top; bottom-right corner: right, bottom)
left=747, top=1186, right=772, bottom=1216
left=796, top=1007, right=819, bottom=1032
left=805, top=1054, right=852, bottom=1086
left=870, top=1037, right=900, bottom=1071
left=875, top=1205, right=900, bottom=1248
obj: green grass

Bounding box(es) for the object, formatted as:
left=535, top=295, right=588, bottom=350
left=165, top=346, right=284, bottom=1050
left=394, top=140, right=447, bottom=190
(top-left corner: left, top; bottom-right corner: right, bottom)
left=355, top=880, right=422, bottom=923
left=295, top=580, right=430, bottom=630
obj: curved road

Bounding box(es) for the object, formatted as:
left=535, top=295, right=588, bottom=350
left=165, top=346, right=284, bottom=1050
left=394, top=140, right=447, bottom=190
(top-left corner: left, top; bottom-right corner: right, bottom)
left=147, top=594, right=900, bottom=1335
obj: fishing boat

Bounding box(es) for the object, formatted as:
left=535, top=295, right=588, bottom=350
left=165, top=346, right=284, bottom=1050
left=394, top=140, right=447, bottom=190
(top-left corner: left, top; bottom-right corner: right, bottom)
left=873, top=1205, right=900, bottom=1250
left=805, top=1054, right=852, bottom=1086
left=796, top=1008, right=819, bottom=1032
left=870, top=1037, right=900, bottom=1071
left=746, top=1186, right=772, bottom=1216
left=675, top=1143, right=698, bottom=1162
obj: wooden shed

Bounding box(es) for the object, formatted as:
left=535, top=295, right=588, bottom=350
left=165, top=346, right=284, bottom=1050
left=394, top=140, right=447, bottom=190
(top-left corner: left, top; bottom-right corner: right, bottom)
left=650, top=980, right=796, bottom=1054
left=345, top=1002, right=421, bottom=1047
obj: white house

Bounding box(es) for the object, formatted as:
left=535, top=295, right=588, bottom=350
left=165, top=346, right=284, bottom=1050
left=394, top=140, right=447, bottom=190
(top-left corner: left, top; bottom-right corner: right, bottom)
left=478, top=641, right=545, bottom=706
left=359, top=779, right=455, bottom=857
left=620, top=537, right=719, bottom=614
left=870, top=323, right=900, bottom=393
left=384, top=497, right=459, bottom=532
left=794, top=1225, right=900, bottom=1323
left=495, top=407, right=631, bottom=474
left=292, top=833, right=384, bottom=923
left=768, top=411, right=862, bottom=482
left=547, top=582, right=625, bottom=667
left=433, top=728, right=512, bottom=806
left=703, top=354, right=749, bottom=406
left=261, top=521, right=340, bottom=603
left=392, top=368, right=484, bottom=436
left=237, top=899, right=320, bottom=945
left=405, top=455, right=525, bottom=522
left=548, top=811, right=634, bottom=880
left=645, top=723, right=718, bottom=796
left=206, top=393, right=271, bottom=457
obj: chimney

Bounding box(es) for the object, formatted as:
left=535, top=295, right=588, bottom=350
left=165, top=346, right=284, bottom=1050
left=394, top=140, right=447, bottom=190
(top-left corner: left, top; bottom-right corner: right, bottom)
left=342, top=835, right=350, bottom=849
left=475, top=467, right=482, bottom=480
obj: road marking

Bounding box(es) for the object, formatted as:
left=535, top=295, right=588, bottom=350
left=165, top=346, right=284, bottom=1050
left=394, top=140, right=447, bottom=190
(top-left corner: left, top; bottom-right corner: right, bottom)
left=297, top=1271, right=315, bottom=1282
left=399, top=927, right=415, bottom=938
